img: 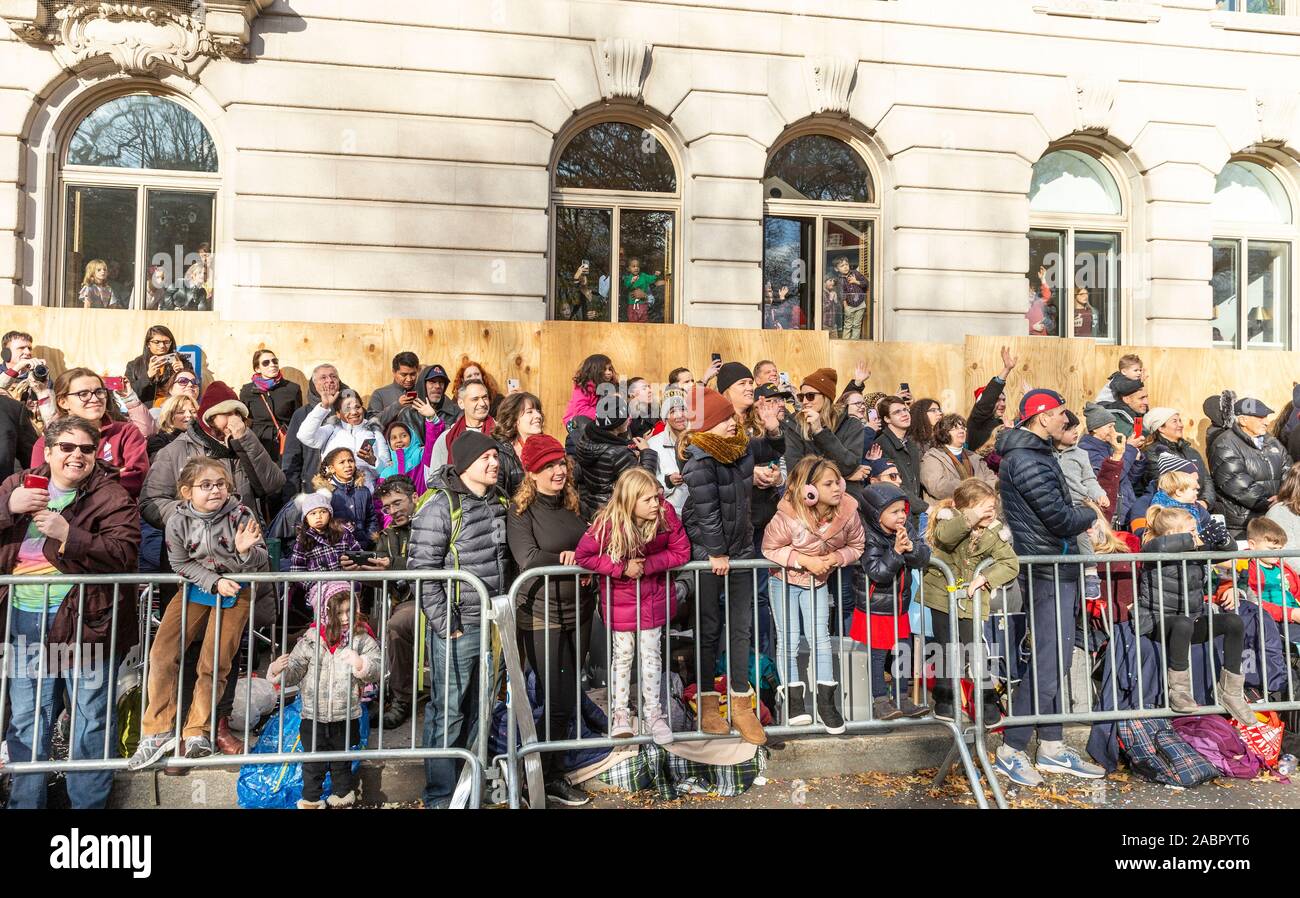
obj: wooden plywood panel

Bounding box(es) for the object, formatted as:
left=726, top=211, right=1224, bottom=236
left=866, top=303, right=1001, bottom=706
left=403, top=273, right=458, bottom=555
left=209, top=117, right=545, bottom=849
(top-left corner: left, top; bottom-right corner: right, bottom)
left=963, top=335, right=1091, bottom=425
left=830, top=339, right=965, bottom=412
left=385, top=318, right=542, bottom=399
left=689, top=327, right=830, bottom=390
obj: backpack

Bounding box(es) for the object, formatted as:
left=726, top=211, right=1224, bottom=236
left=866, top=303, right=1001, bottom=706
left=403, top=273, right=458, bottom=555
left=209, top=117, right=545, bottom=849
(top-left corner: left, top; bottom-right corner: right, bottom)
left=1116, top=717, right=1219, bottom=787
left=1170, top=715, right=1261, bottom=779
left=415, top=485, right=510, bottom=626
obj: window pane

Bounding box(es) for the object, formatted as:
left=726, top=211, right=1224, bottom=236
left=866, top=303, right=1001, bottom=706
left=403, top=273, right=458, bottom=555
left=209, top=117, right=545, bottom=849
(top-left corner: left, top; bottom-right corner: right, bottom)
left=823, top=219, right=874, bottom=340
left=1247, top=240, right=1289, bottom=349
left=1029, top=149, right=1121, bottom=215
left=762, top=216, right=814, bottom=331
left=554, top=207, right=612, bottom=321
left=1027, top=229, right=1065, bottom=337
left=64, top=185, right=136, bottom=309
left=617, top=210, right=673, bottom=324
left=764, top=135, right=873, bottom=204
left=1073, top=232, right=1120, bottom=341
left=1212, top=239, right=1240, bottom=346
left=145, top=190, right=215, bottom=311
left=1217, top=0, right=1283, bottom=12
left=555, top=122, right=676, bottom=193
left=67, top=95, right=218, bottom=173
left=1213, top=161, right=1291, bottom=225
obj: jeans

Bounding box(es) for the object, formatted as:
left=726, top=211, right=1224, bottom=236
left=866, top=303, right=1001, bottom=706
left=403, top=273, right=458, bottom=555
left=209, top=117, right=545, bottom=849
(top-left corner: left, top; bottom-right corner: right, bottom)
left=422, top=626, right=481, bottom=808
left=770, top=580, right=832, bottom=685
left=835, top=567, right=861, bottom=636
left=1003, top=573, right=1079, bottom=752
left=4, top=609, right=116, bottom=809
left=871, top=648, right=910, bottom=700
left=752, top=530, right=774, bottom=658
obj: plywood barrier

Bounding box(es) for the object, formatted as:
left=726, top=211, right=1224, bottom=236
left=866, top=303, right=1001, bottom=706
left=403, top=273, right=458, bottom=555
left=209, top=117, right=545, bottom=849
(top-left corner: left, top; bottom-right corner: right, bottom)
left=3, top=307, right=1295, bottom=454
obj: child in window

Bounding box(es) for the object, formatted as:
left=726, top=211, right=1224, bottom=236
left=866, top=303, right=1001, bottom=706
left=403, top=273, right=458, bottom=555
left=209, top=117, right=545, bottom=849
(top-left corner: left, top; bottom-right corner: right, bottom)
left=621, top=257, right=661, bottom=324
left=268, top=582, right=381, bottom=809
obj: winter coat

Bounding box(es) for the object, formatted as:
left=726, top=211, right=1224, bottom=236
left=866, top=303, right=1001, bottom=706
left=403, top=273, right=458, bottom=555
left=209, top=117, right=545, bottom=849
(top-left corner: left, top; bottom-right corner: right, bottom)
left=280, top=377, right=343, bottom=502
left=1264, top=502, right=1300, bottom=555
left=1055, top=444, right=1106, bottom=505
left=372, top=521, right=413, bottom=604
left=290, top=522, right=362, bottom=575
left=1094, top=531, right=1140, bottom=623
left=279, top=625, right=381, bottom=723
left=239, top=378, right=302, bottom=462
left=919, top=444, right=996, bottom=502
left=495, top=439, right=526, bottom=500
left=1210, top=424, right=1288, bottom=537
left=859, top=484, right=931, bottom=614
left=762, top=493, right=865, bottom=589
left=327, top=478, right=378, bottom=549
left=1080, top=434, right=1144, bottom=528
left=165, top=497, right=269, bottom=601
left=126, top=353, right=191, bottom=406
left=0, top=462, right=140, bottom=650
left=966, top=375, right=1008, bottom=454
left=641, top=429, right=689, bottom=515
left=874, top=427, right=928, bottom=520
left=139, top=423, right=286, bottom=530
left=408, top=467, right=511, bottom=634
left=921, top=508, right=1019, bottom=620
left=146, top=428, right=181, bottom=460
left=681, top=441, right=756, bottom=561
left=563, top=382, right=600, bottom=428
left=1143, top=433, right=1215, bottom=508
left=508, top=491, right=593, bottom=631
left=781, top=414, right=866, bottom=506
left=296, top=404, right=390, bottom=489
left=573, top=425, right=640, bottom=521
left=32, top=416, right=149, bottom=499
left=1203, top=395, right=1228, bottom=457
left=746, top=421, right=787, bottom=532
left=1148, top=490, right=1233, bottom=550
left=575, top=501, right=690, bottom=632
left=995, top=426, right=1094, bottom=579
left=0, top=392, right=37, bottom=479
left=1136, top=532, right=1207, bottom=637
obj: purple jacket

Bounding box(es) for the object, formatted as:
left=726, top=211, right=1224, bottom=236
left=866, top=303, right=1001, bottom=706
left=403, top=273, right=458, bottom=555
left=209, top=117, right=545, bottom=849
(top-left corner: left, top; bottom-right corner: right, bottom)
left=575, top=501, right=690, bottom=632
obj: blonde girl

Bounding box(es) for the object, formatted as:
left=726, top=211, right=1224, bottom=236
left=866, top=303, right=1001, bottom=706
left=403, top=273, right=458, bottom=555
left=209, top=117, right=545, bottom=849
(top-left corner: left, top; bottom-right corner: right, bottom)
left=79, top=259, right=116, bottom=309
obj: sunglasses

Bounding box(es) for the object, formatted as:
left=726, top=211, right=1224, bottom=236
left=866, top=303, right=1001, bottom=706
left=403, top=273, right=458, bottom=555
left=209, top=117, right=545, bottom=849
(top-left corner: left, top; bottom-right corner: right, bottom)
left=796, top=392, right=821, bottom=403
left=259, top=357, right=279, bottom=367
left=174, top=377, right=197, bottom=386
left=54, top=441, right=96, bottom=455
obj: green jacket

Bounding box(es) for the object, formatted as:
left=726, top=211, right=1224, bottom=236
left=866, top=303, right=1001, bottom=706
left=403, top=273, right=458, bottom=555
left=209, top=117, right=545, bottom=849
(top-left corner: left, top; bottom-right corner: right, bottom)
left=921, top=509, right=1020, bottom=620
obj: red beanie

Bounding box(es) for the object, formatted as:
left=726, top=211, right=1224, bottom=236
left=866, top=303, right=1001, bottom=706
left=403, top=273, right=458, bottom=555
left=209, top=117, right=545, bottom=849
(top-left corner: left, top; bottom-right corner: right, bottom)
left=690, top=387, right=735, bottom=433
left=520, top=434, right=565, bottom=473
left=197, top=381, right=248, bottom=431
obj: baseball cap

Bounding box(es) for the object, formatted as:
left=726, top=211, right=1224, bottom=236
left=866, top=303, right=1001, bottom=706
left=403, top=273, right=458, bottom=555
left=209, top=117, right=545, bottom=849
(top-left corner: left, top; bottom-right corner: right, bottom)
left=426, top=365, right=450, bottom=383
left=1016, top=388, right=1066, bottom=426
left=1234, top=397, right=1274, bottom=418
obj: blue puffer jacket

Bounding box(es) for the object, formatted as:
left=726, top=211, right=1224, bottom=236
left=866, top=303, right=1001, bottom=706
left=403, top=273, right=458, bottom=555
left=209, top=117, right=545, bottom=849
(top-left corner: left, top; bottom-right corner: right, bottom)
left=996, top=426, right=1094, bottom=580
left=328, top=478, right=377, bottom=549
left=1080, top=434, right=1145, bottom=528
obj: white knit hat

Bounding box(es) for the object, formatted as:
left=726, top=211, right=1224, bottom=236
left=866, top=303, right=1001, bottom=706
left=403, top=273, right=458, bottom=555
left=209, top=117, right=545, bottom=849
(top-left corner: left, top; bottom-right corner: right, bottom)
left=1143, top=407, right=1177, bottom=435
left=296, top=491, right=332, bottom=517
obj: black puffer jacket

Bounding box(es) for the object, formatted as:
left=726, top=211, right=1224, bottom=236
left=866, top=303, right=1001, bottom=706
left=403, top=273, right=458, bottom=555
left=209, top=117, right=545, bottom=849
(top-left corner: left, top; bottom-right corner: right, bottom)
left=1202, top=394, right=1229, bottom=457
left=681, top=442, right=756, bottom=560
left=1209, top=424, right=1288, bottom=537
left=239, top=378, right=303, bottom=463
left=858, top=483, right=930, bottom=615
left=781, top=414, right=866, bottom=506
left=495, top=439, right=525, bottom=500
left=995, top=426, right=1094, bottom=580
left=1143, top=432, right=1215, bottom=508
left=573, top=424, right=640, bottom=520
left=875, top=427, right=927, bottom=520
left=280, top=377, right=352, bottom=503
left=1135, top=532, right=1206, bottom=637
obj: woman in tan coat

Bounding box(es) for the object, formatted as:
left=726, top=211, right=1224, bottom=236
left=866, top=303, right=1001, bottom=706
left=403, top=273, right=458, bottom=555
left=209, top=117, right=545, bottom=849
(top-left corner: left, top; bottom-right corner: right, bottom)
left=920, top=413, right=996, bottom=503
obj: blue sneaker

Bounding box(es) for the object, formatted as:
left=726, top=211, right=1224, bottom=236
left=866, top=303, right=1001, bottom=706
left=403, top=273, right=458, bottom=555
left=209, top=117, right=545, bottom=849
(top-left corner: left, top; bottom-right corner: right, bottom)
left=1036, top=745, right=1105, bottom=779
left=993, top=748, right=1044, bottom=787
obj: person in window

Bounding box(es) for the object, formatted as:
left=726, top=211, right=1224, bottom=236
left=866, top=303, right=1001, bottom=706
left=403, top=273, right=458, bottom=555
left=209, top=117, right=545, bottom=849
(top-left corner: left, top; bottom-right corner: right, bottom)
left=621, top=257, right=661, bottom=324
left=126, top=325, right=188, bottom=406
left=1027, top=265, right=1054, bottom=336
left=832, top=256, right=869, bottom=340
left=78, top=259, right=120, bottom=309
left=1072, top=287, right=1094, bottom=338
left=764, top=282, right=803, bottom=330
left=144, top=265, right=169, bottom=311
left=184, top=243, right=214, bottom=305
left=822, top=278, right=843, bottom=337
left=566, top=262, right=595, bottom=321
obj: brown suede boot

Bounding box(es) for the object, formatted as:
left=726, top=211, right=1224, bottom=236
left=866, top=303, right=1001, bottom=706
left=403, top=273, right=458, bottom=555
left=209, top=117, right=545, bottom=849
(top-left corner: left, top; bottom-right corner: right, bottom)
left=697, top=691, right=730, bottom=735
left=729, top=689, right=767, bottom=745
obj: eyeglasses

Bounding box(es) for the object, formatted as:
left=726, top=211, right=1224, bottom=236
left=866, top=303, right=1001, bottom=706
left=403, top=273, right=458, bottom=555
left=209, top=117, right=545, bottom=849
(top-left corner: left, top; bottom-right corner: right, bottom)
left=259, top=357, right=279, bottom=367
left=54, top=441, right=96, bottom=455
left=796, top=392, right=821, bottom=403
left=69, top=388, right=108, bottom=403
left=148, top=338, right=172, bottom=347
left=380, top=501, right=409, bottom=515
left=194, top=480, right=229, bottom=492
left=846, top=400, right=866, bottom=409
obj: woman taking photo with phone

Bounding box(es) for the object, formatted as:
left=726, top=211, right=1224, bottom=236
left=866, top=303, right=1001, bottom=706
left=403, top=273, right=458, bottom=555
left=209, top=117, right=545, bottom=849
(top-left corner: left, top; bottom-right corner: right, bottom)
left=297, top=387, right=389, bottom=489
left=239, top=349, right=302, bottom=463
left=125, top=325, right=189, bottom=406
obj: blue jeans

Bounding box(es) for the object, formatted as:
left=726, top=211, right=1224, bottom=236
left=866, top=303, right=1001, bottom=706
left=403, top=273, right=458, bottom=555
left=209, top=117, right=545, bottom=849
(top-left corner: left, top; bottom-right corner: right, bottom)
left=752, top=530, right=774, bottom=658
left=422, top=626, right=481, bottom=808
left=4, top=609, right=116, bottom=809
left=770, top=580, right=832, bottom=685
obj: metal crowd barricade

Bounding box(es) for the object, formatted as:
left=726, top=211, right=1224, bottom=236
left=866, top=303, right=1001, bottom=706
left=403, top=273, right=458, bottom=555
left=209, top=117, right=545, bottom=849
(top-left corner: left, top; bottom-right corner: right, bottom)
left=967, top=547, right=1300, bottom=810
left=498, top=558, right=992, bottom=809
left=0, top=569, right=495, bottom=809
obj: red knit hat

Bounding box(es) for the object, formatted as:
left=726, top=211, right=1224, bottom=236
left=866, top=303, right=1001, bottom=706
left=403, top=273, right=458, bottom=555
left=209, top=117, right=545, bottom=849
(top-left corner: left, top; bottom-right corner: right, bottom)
left=520, top=434, right=565, bottom=473
left=690, top=387, right=735, bottom=433
left=198, top=380, right=248, bottom=431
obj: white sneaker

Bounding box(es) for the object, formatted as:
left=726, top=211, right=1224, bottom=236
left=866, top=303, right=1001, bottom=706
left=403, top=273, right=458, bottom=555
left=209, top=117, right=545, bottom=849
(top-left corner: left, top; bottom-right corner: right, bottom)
left=127, top=733, right=177, bottom=771
left=610, top=709, right=634, bottom=739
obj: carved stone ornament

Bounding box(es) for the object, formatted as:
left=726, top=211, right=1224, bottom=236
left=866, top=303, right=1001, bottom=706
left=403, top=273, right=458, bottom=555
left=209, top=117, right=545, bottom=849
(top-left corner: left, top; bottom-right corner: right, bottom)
left=1074, top=74, right=1118, bottom=134
left=806, top=55, right=856, bottom=115
left=595, top=38, right=651, bottom=100
left=2, top=1, right=270, bottom=78
left=1255, top=87, right=1299, bottom=147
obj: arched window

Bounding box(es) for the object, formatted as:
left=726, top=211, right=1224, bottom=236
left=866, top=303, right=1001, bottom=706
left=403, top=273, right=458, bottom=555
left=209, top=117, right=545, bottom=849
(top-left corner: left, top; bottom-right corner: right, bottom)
left=1026, top=148, right=1126, bottom=342
left=1212, top=160, right=1293, bottom=350
left=550, top=120, right=679, bottom=324
left=762, top=133, right=879, bottom=339
left=58, top=93, right=219, bottom=311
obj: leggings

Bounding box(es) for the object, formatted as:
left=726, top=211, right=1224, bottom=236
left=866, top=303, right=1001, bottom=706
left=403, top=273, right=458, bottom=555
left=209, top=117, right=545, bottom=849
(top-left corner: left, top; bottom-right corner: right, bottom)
left=1159, top=612, right=1244, bottom=674
left=520, top=620, right=592, bottom=778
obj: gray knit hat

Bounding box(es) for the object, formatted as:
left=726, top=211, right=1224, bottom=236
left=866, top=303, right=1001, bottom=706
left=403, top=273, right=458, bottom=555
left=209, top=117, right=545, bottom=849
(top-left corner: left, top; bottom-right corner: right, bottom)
left=1083, top=402, right=1117, bottom=432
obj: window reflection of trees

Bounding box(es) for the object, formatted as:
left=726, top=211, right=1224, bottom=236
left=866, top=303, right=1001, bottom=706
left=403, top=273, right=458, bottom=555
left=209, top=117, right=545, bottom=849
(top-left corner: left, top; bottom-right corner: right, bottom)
left=555, top=122, right=676, bottom=192
left=765, top=135, right=873, bottom=203
left=68, top=95, right=218, bottom=173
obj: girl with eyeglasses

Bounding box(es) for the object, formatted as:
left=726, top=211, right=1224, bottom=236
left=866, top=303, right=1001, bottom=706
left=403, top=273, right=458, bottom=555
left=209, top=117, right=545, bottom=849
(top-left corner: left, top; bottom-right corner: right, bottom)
left=30, top=368, right=149, bottom=498
left=125, top=325, right=189, bottom=406
left=239, top=348, right=303, bottom=463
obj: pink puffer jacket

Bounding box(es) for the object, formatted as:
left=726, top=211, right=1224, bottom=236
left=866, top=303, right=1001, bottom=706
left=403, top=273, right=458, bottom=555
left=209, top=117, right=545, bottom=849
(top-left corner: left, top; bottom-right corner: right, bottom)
left=762, top=492, right=866, bottom=588
left=575, top=501, right=690, bottom=632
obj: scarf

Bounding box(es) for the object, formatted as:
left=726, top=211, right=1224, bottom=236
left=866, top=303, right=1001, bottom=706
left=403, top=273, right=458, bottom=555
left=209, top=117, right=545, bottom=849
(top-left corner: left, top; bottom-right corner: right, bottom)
left=946, top=445, right=974, bottom=479
left=252, top=373, right=281, bottom=392
left=682, top=430, right=749, bottom=465
left=379, top=431, right=425, bottom=480
left=1151, top=490, right=1208, bottom=526
left=189, top=421, right=236, bottom=458
left=446, top=414, right=495, bottom=455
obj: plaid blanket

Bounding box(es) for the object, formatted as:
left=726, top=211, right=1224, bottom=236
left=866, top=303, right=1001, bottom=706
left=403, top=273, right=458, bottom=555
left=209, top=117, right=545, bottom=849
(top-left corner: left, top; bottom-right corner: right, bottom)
left=599, top=743, right=768, bottom=800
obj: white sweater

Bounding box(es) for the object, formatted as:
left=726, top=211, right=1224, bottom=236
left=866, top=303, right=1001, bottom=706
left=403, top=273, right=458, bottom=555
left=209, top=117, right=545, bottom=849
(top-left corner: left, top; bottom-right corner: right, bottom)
left=296, top=403, right=390, bottom=488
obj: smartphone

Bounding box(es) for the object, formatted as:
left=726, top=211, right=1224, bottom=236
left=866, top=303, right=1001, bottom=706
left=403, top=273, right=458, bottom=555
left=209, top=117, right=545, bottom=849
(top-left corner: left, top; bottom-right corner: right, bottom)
left=344, top=552, right=379, bottom=565
left=360, top=438, right=376, bottom=454
left=581, top=259, right=590, bottom=270
left=103, top=376, right=125, bottom=392
left=868, top=409, right=880, bottom=427
left=1211, top=514, right=1227, bottom=527
left=779, top=371, right=791, bottom=387
left=711, top=353, right=722, bottom=364
left=404, top=390, right=418, bottom=400
left=900, top=382, right=910, bottom=393
left=507, top=378, right=520, bottom=391
left=23, top=474, right=48, bottom=490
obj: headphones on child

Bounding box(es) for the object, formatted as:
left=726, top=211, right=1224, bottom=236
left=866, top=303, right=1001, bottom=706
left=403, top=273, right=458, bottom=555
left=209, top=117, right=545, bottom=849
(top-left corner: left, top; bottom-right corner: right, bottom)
left=802, top=476, right=848, bottom=507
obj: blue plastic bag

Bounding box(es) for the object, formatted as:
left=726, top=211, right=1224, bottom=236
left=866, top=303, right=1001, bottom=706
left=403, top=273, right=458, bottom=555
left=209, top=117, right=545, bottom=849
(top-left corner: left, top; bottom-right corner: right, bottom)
left=236, top=698, right=370, bottom=809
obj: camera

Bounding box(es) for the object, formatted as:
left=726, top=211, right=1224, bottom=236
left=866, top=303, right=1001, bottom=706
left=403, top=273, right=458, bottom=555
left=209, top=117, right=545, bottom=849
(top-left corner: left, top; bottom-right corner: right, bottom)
left=31, top=363, right=47, bottom=381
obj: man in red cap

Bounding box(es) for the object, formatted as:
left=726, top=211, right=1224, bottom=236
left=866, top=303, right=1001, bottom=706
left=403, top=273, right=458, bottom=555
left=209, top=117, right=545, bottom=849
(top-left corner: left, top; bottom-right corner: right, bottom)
left=992, top=387, right=1101, bottom=787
